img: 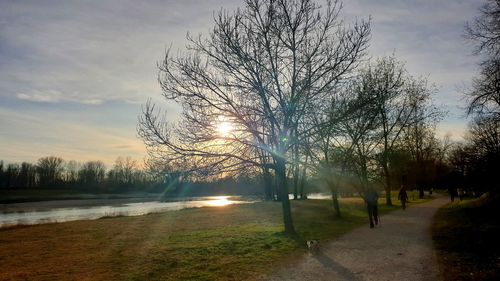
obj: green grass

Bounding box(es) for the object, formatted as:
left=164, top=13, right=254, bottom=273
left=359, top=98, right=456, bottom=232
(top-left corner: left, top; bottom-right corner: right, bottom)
left=432, top=196, right=500, bottom=281
left=0, top=195, right=430, bottom=280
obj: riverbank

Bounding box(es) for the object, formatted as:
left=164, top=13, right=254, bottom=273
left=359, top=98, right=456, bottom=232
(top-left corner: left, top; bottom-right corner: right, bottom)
left=0, top=196, right=431, bottom=280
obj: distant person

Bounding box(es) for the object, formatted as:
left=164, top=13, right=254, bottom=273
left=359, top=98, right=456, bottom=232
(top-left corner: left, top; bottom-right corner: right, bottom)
left=398, top=185, right=409, bottom=210
left=364, top=187, right=379, bottom=228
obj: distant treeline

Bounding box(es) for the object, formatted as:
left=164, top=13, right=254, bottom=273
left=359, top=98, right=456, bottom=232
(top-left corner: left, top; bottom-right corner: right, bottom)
left=0, top=156, right=297, bottom=197
left=0, top=156, right=159, bottom=192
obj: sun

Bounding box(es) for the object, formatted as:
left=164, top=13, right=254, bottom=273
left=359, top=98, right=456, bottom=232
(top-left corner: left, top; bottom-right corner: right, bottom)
left=216, top=121, right=233, bottom=137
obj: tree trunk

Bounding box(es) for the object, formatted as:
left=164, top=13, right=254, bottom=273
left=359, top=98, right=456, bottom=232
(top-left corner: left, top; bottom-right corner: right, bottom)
left=293, top=165, right=299, bottom=200
left=263, top=167, right=273, bottom=201
left=331, top=186, right=341, bottom=217
left=299, top=164, right=307, bottom=200
left=274, top=172, right=281, bottom=201
left=380, top=150, right=393, bottom=206
left=292, top=145, right=299, bottom=200
left=275, top=157, right=295, bottom=234
left=418, top=160, right=425, bottom=199
left=383, top=164, right=393, bottom=206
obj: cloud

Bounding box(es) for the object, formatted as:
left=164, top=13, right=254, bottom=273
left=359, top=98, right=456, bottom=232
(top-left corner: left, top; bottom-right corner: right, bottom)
left=17, top=90, right=64, bottom=103
left=16, top=89, right=104, bottom=105
left=80, top=99, right=104, bottom=105
left=0, top=0, right=486, bottom=164
left=0, top=0, right=241, bottom=107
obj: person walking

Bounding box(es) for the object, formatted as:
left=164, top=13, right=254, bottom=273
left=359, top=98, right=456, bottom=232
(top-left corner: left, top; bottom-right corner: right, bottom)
left=364, top=187, right=379, bottom=228
left=398, top=185, right=409, bottom=210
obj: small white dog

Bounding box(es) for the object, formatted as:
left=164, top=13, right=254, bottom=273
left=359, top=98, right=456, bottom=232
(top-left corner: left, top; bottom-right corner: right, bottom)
left=306, top=240, right=320, bottom=252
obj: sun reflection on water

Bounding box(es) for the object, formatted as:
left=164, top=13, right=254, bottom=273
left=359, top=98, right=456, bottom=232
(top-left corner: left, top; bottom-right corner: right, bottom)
left=206, top=196, right=232, bottom=207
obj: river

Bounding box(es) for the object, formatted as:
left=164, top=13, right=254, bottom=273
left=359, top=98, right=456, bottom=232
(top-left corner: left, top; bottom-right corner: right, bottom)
left=0, top=196, right=253, bottom=228
left=0, top=193, right=335, bottom=228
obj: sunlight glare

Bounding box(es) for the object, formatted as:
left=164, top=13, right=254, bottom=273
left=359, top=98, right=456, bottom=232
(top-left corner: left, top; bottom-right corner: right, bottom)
left=207, top=196, right=232, bottom=207
left=216, top=121, right=233, bottom=137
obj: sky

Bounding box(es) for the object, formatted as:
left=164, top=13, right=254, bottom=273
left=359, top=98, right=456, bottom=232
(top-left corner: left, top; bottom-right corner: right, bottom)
left=0, top=0, right=484, bottom=166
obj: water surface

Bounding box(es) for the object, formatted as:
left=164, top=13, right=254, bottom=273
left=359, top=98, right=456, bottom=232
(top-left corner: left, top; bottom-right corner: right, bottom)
left=0, top=196, right=252, bottom=228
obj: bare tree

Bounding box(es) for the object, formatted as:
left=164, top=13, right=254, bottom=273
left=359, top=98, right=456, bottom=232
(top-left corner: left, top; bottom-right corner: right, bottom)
left=79, top=161, right=106, bottom=187
left=138, top=0, right=370, bottom=233
left=357, top=56, right=437, bottom=205
left=110, top=156, right=138, bottom=185
left=4, top=163, right=20, bottom=188
left=467, top=60, right=500, bottom=119
left=64, top=160, right=81, bottom=185
left=18, top=162, right=37, bottom=188
left=0, top=161, right=4, bottom=188
left=341, top=95, right=380, bottom=198
left=465, top=0, right=500, bottom=58
left=468, top=116, right=500, bottom=156
left=37, top=156, right=64, bottom=187
left=399, top=99, right=444, bottom=198
left=465, top=0, right=500, bottom=120
left=307, top=79, right=376, bottom=217
left=449, top=117, right=500, bottom=194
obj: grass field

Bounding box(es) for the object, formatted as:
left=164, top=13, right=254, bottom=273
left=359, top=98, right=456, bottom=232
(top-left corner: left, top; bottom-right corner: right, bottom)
left=0, top=195, right=429, bottom=281
left=432, top=195, right=500, bottom=281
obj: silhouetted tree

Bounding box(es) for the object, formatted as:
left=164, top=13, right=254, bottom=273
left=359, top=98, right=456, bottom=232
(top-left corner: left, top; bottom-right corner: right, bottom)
left=64, top=160, right=81, bottom=185
left=108, top=156, right=138, bottom=186
left=465, top=0, right=500, bottom=120
left=18, top=162, right=37, bottom=188
left=138, top=0, right=370, bottom=234
left=398, top=90, right=443, bottom=198
left=364, top=56, right=437, bottom=205
left=458, top=1, right=500, bottom=197
left=107, top=156, right=155, bottom=191
left=78, top=161, right=106, bottom=188
left=308, top=77, right=377, bottom=216
left=4, top=163, right=21, bottom=188
left=339, top=88, right=380, bottom=198
left=467, top=116, right=500, bottom=193
left=0, top=161, right=5, bottom=188
left=37, top=156, right=64, bottom=187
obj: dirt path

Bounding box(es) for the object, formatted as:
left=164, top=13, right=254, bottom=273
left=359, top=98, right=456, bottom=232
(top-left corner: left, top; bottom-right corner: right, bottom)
left=263, top=196, right=449, bottom=281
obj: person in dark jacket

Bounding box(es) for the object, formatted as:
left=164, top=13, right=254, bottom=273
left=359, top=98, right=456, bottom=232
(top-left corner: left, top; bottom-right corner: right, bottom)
left=398, top=186, right=409, bottom=210
left=364, top=187, right=379, bottom=228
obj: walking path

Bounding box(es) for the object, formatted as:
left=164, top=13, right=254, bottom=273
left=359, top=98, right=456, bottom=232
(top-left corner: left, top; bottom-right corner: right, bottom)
left=263, top=196, right=449, bottom=281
